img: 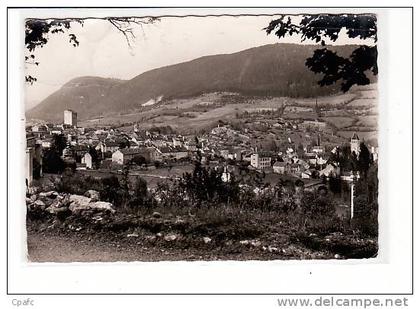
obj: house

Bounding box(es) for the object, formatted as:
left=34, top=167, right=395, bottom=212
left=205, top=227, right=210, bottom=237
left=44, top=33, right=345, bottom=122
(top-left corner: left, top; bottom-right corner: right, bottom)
left=81, top=152, right=93, bottom=169
left=172, top=138, right=183, bottom=147
left=40, top=138, right=53, bottom=148
left=319, top=164, right=340, bottom=178
left=341, top=171, right=360, bottom=182
left=129, top=140, right=139, bottom=148
left=301, top=170, right=312, bottom=179
left=97, top=140, right=120, bottom=153
left=50, top=126, right=63, bottom=135
left=312, top=145, right=325, bottom=154
left=158, top=146, right=189, bottom=160
left=219, top=149, right=230, bottom=159
left=31, top=124, right=48, bottom=133
left=112, top=147, right=159, bottom=165
left=290, top=163, right=301, bottom=175
left=273, top=161, right=287, bottom=174
left=250, top=153, right=272, bottom=170
left=221, top=167, right=231, bottom=183
left=76, top=163, right=87, bottom=170
left=301, top=119, right=327, bottom=129
left=74, top=145, right=89, bottom=158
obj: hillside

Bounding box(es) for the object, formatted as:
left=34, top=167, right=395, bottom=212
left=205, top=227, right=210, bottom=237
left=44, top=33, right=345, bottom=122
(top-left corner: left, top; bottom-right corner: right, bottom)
left=26, top=43, right=363, bottom=122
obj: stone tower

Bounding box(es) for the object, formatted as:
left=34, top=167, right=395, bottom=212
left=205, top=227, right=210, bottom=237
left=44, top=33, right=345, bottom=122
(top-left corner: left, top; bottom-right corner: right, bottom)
left=350, top=132, right=360, bottom=156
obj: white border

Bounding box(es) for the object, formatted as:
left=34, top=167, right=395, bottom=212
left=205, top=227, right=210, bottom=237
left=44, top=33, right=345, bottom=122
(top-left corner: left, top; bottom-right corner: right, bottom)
left=5, top=6, right=413, bottom=295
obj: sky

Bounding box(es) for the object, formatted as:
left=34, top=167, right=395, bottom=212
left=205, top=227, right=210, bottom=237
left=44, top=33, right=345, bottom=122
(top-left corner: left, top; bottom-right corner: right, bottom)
left=25, top=14, right=371, bottom=108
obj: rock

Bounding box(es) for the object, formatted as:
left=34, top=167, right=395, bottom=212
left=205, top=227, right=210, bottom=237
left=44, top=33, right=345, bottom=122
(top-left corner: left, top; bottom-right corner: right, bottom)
left=46, top=205, right=69, bottom=215
left=39, top=197, right=55, bottom=207
left=46, top=195, right=70, bottom=213
left=67, top=195, right=115, bottom=215
left=39, top=191, right=59, bottom=198
left=89, top=201, right=115, bottom=213
left=203, top=237, right=212, bottom=244
left=145, top=235, right=157, bottom=242
left=250, top=240, right=262, bottom=247
left=84, top=190, right=100, bottom=202
left=156, top=232, right=163, bottom=238
left=164, top=234, right=178, bottom=241
left=68, top=195, right=92, bottom=213
left=27, top=186, right=38, bottom=195
left=152, top=211, right=162, bottom=218
left=334, top=254, right=341, bottom=259
left=33, top=200, right=46, bottom=208
left=92, top=215, right=103, bottom=222
left=127, top=233, right=139, bottom=237
left=239, top=240, right=250, bottom=245
left=174, top=217, right=185, bottom=224
left=225, top=240, right=233, bottom=246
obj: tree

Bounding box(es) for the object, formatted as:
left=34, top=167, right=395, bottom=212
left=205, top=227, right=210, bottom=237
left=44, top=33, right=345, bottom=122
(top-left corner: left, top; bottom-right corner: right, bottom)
left=42, top=134, right=67, bottom=173
left=88, top=147, right=101, bottom=169
left=118, top=139, right=130, bottom=149
left=100, top=176, right=124, bottom=206
left=128, top=177, right=149, bottom=208
left=180, top=160, right=239, bottom=206
left=42, top=148, right=65, bottom=174
left=265, top=14, right=377, bottom=92
left=52, top=134, right=67, bottom=155
left=25, top=17, right=159, bottom=83
left=131, top=155, right=147, bottom=166
left=357, top=142, right=372, bottom=177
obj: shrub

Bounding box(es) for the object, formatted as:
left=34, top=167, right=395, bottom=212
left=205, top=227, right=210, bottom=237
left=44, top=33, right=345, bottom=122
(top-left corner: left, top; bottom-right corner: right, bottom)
left=352, top=194, right=378, bottom=237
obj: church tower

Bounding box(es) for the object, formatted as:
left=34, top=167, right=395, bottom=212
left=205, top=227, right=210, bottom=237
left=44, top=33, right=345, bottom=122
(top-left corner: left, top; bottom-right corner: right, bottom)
left=350, top=132, right=360, bottom=156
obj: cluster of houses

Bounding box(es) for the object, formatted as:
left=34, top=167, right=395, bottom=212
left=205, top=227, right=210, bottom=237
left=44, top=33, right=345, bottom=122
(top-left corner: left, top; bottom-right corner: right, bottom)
left=25, top=110, right=378, bottom=188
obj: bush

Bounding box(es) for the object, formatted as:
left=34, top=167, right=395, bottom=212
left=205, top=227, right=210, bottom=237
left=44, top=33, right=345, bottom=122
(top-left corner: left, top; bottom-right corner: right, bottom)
left=352, top=194, right=378, bottom=237
left=301, top=192, right=336, bottom=218
left=55, top=173, right=102, bottom=195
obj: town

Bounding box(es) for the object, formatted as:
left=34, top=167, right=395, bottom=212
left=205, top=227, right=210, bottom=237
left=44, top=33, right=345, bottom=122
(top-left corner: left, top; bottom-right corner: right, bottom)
left=26, top=110, right=378, bottom=186
left=26, top=106, right=378, bottom=258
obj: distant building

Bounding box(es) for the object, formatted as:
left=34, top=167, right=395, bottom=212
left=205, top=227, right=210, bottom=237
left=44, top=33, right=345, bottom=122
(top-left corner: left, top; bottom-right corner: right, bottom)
left=158, top=146, right=189, bottom=160
left=371, top=146, right=379, bottom=162
left=221, top=167, right=231, bottom=183
left=250, top=153, right=271, bottom=170
left=96, top=140, right=120, bottom=154
left=26, top=136, right=42, bottom=187
left=301, top=120, right=327, bottom=129
left=312, top=145, right=325, bottom=154
left=273, top=161, right=287, bottom=174
left=319, top=164, right=340, bottom=178
left=64, top=109, right=77, bottom=127
left=81, top=152, right=93, bottom=169
left=112, top=147, right=159, bottom=165
left=350, top=133, right=361, bottom=156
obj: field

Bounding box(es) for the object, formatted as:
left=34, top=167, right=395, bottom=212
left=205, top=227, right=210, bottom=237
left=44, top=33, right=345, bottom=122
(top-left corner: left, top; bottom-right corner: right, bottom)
left=321, top=116, right=356, bottom=129
left=79, top=84, right=379, bottom=143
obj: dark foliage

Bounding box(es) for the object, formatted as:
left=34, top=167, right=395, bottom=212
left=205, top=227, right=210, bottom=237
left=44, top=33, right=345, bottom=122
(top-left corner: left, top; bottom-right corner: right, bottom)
left=131, top=155, right=147, bottom=166
left=42, top=134, right=67, bottom=174
left=179, top=161, right=240, bottom=206
left=25, top=19, right=82, bottom=83
left=266, top=14, right=377, bottom=92
left=357, top=142, right=372, bottom=177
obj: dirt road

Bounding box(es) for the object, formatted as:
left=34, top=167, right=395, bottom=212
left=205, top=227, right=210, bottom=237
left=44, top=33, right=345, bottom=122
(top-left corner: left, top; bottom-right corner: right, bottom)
left=26, top=229, right=276, bottom=263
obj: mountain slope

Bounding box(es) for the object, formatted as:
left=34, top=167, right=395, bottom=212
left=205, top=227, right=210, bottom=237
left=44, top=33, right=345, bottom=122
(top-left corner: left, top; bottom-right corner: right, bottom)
left=27, top=43, right=363, bottom=122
